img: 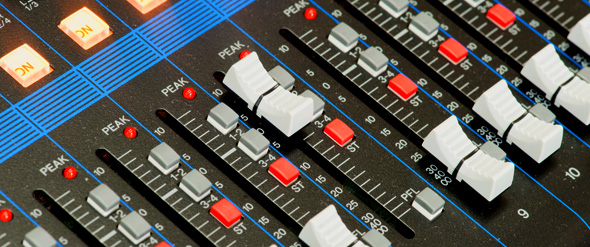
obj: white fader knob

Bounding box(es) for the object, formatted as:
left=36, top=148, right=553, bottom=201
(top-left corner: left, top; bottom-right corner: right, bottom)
left=568, top=14, right=590, bottom=56
left=223, top=52, right=321, bottom=136
left=473, top=80, right=563, bottom=163
left=223, top=52, right=278, bottom=110
left=422, top=117, right=514, bottom=201
left=299, top=205, right=357, bottom=247
left=521, top=44, right=590, bottom=125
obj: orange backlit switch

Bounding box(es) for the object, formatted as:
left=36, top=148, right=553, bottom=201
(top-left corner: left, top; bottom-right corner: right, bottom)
left=0, top=44, right=53, bottom=87
left=59, top=7, right=112, bottom=50
left=128, top=0, right=167, bottom=14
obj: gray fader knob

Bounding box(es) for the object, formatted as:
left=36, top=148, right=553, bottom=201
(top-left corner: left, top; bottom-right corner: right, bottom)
left=180, top=169, right=212, bottom=202
left=360, top=229, right=391, bottom=247
left=148, top=142, right=180, bottom=175
left=328, top=22, right=359, bottom=53
left=358, top=47, right=388, bottom=77
left=269, top=65, right=295, bottom=91
left=412, top=187, right=445, bottom=221
left=23, top=227, right=57, bottom=247
left=118, top=211, right=151, bottom=245
left=207, top=103, right=239, bottom=135
left=87, top=183, right=120, bottom=217
left=379, top=0, right=409, bottom=18
left=409, top=12, right=439, bottom=41
left=238, top=129, right=269, bottom=161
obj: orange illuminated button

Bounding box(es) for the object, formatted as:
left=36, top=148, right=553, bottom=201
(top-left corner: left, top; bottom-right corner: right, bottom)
left=59, top=7, right=112, bottom=50
left=127, top=0, right=167, bottom=14
left=0, top=44, right=53, bottom=88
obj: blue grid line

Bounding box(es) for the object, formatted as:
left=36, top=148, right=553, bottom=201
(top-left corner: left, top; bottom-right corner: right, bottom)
left=583, top=0, right=590, bottom=7
left=142, top=1, right=203, bottom=38
left=23, top=75, right=87, bottom=117
left=165, top=55, right=371, bottom=230
left=19, top=73, right=83, bottom=114
left=79, top=33, right=136, bottom=69
left=492, top=0, right=583, bottom=69
left=18, top=71, right=78, bottom=109
left=85, top=38, right=145, bottom=79
left=351, top=1, right=590, bottom=232
left=212, top=186, right=284, bottom=246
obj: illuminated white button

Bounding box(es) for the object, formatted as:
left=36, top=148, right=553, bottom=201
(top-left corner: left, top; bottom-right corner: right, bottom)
left=58, top=7, right=112, bottom=50
left=127, top=0, right=167, bottom=14
left=0, top=44, right=52, bottom=88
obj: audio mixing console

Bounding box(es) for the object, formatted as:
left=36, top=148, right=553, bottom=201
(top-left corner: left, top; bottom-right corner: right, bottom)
left=0, top=0, right=589, bottom=246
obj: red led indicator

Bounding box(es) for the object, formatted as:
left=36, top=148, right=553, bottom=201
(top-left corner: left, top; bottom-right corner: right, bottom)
left=304, top=8, right=317, bottom=20
left=0, top=209, right=12, bottom=222
left=239, top=50, right=251, bottom=60
left=63, top=166, right=77, bottom=179
left=124, top=126, right=138, bottom=139
left=183, top=87, right=196, bottom=100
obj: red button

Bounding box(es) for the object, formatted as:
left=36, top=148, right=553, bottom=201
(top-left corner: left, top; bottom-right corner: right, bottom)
left=438, top=38, right=468, bottom=65
left=268, top=157, right=299, bottom=186
left=324, top=118, right=354, bottom=146
left=486, top=4, right=515, bottom=30
left=210, top=198, right=242, bottom=228
left=155, top=242, right=171, bottom=247
left=387, top=74, right=417, bottom=101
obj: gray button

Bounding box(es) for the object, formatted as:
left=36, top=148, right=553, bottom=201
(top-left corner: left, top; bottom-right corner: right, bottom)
left=409, top=12, right=439, bottom=41
left=358, top=47, right=388, bottom=77
left=269, top=66, right=295, bottom=90
left=413, top=187, right=445, bottom=221
left=360, top=229, right=391, bottom=247
left=529, top=104, right=556, bottom=123
left=300, top=90, right=325, bottom=119
left=208, top=103, right=239, bottom=135
left=379, top=0, right=409, bottom=17
left=328, top=22, right=359, bottom=52
left=118, top=211, right=151, bottom=245
left=87, top=184, right=120, bottom=217
left=23, top=227, right=57, bottom=247
left=577, top=67, right=590, bottom=82
left=238, top=129, right=269, bottom=161
left=479, top=142, right=506, bottom=161
left=148, top=142, right=180, bottom=175
left=180, top=169, right=212, bottom=202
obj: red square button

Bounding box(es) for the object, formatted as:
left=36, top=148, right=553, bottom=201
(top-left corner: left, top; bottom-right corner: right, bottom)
left=438, top=38, right=468, bottom=65
left=155, top=242, right=171, bottom=247
left=486, top=4, right=515, bottom=30
left=387, top=74, right=417, bottom=101
left=210, top=198, right=242, bottom=228
left=268, top=157, right=299, bottom=186
left=324, top=118, right=354, bottom=146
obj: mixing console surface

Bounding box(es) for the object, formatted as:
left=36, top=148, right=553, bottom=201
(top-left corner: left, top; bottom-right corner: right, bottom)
left=0, top=0, right=589, bottom=246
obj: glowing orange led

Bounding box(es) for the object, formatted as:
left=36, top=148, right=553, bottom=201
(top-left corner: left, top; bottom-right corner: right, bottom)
left=59, top=7, right=112, bottom=50
left=127, top=0, right=167, bottom=14
left=0, top=44, right=53, bottom=88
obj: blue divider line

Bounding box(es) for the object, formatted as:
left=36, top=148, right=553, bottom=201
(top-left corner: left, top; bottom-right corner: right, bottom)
left=319, top=0, right=590, bottom=232
left=225, top=15, right=508, bottom=245
left=492, top=0, right=583, bottom=69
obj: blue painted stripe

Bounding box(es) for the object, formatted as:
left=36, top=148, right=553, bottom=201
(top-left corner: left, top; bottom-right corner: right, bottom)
left=22, top=74, right=85, bottom=116
left=492, top=0, right=583, bottom=68
left=583, top=0, right=590, bottom=7
left=212, top=186, right=284, bottom=246
left=227, top=3, right=510, bottom=243
left=19, top=71, right=80, bottom=110
left=80, top=33, right=136, bottom=69
left=139, top=0, right=222, bottom=54
left=163, top=14, right=223, bottom=55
